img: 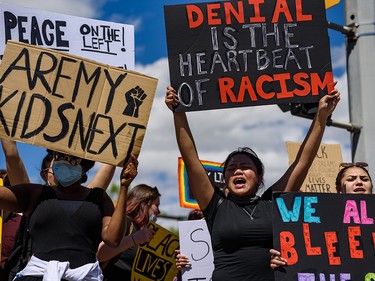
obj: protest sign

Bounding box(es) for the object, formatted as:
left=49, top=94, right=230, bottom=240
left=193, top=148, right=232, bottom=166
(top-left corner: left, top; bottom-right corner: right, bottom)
left=286, top=142, right=342, bottom=193
left=0, top=41, right=158, bottom=166
left=0, top=2, right=134, bottom=69
left=178, top=220, right=214, bottom=281
left=178, top=157, right=225, bottom=209
left=132, top=221, right=179, bottom=281
left=273, top=192, right=375, bottom=281
left=164, top=0, right=333, bottom=112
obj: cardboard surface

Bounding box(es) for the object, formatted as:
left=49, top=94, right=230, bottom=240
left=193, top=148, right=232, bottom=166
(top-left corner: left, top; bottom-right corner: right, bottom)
left=286, top=142, right=342, bottom=193
left=0, top=41, right=158, bottom=166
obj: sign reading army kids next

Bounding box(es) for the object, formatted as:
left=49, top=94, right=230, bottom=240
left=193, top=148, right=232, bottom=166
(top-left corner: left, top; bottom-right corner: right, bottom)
left=0, top=41, right=158, bottom=166
left=273, top=192, right=375, bottom=281
left=164, top=0, right=333, bottom=112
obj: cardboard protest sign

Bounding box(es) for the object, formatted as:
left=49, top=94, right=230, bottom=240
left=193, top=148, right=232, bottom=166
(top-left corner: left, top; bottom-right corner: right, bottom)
left=178, top=157, right=225, bottom=209
left=132, top=221, right=179, bottom=281
left=273, top=192, right=375, bottom=281
left=178, top=220, right=214, bottom=281
left=164, top=0, right=333, bottom=112
left=0, top=41, right=158, bottom=166
left=286, top=142, right=342, bottom=193
left=0, top=2, right=134, bottom=69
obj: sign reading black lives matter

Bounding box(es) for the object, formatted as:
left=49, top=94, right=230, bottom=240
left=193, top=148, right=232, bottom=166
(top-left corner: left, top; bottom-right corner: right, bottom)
left=132, top=221, right=179, bottom=281
left=0, top=2, right=134, bottom=70
left=0, top=41, right=158, bottom=166
left=164, top=0, right=333, bottom=112
left=273, top=192, right=375, bottom=281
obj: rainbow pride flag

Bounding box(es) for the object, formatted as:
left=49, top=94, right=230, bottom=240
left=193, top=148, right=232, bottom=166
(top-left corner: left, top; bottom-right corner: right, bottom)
left=178, top=157, right=224, bottom=209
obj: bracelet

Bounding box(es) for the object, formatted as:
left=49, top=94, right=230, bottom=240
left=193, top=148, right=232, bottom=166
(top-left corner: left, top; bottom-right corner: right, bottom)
left=131, top=234, right=137, bottom=245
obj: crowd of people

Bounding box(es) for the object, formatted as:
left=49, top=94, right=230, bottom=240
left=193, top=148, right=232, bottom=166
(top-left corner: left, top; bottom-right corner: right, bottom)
left=0, top=77, right=372, bottom=281
left=0, top=79, right=372, bottom=281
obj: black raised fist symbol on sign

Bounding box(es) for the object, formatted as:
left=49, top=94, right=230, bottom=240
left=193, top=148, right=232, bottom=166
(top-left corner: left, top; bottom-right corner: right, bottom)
left=123, top=86, right=147, bottom=118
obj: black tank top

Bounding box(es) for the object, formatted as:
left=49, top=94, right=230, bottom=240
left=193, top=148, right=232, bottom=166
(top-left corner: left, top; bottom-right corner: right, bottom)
left=29, top=186, right=104, bottom=268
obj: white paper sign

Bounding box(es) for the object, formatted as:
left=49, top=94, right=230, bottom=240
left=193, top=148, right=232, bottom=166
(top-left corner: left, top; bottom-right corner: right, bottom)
left=0, top=2, right=134, bottom=69
left=178, top=220, right=214, bottom=281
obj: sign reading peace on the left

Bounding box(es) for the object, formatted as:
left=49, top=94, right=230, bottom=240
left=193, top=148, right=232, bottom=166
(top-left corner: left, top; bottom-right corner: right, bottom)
left=0, top=41, right=158, bottom=166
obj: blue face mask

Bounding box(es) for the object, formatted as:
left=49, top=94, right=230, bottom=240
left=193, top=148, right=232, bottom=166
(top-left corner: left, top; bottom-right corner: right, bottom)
left=149, top=214, right=157, bottom=223
left=52, top=161, right=82, bottom=187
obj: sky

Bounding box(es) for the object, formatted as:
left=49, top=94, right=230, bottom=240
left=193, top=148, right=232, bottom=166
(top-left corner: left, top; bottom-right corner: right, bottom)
left=0, top=0, right=350, bottom=229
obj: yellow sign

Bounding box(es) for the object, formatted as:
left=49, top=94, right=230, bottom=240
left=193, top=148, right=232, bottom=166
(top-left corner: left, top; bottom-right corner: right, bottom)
left=132, top=222, right=179, bottom=281
left=325, top=0, right=340, bottom=9
left=0, top=41, right=158, bottom=166
left=286, top=142, right=342, bottom=193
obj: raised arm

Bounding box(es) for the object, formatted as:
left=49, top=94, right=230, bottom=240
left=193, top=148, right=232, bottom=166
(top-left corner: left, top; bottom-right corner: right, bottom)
left=166, top=86, right=214, bottom=210
left=1, top=139, right=30, bottom=185
left=101, top=155, right=138, bottom=247
left=87, top=163, right=116, bottom=190
left=271, top=85, right=340, bottom=192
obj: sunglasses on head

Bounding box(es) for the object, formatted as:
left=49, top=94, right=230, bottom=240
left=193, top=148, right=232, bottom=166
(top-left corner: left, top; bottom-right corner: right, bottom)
left=340, top=162, right=368, bottom=169
left=53, top=152, right=82, bottom=166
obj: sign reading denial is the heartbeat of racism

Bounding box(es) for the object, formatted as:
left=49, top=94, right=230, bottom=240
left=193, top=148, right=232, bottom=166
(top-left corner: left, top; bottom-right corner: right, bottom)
left=273, top=192, right=375, bottom=281
left=164, top=0, right=334, bottom=112
left=0, top=41, right=158, bottom=166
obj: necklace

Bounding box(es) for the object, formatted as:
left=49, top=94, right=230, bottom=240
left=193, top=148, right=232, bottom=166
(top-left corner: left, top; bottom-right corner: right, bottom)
left=242, top=205, right=257, bottom=220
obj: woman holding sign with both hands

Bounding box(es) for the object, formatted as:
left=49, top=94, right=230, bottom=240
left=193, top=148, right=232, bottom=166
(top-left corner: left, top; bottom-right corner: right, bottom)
left=270, top=161, right=373, bottom=269
left=165, top=83, right=340, bottom=281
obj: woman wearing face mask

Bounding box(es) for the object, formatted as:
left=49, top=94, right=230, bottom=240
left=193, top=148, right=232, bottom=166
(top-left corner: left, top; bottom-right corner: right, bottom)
left=0, top=151, right=138, bottom=281
left=1, top=141, right=118, bottom=281
left=97, top=184, right=161, bottom=281
left=40, top=149, right=116, bottom=189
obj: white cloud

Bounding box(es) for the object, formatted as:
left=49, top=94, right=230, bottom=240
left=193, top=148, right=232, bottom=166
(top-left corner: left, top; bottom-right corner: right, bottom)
left=107, top=13, right=143, bottom=30
left=331, top=44, right=347, bottom=72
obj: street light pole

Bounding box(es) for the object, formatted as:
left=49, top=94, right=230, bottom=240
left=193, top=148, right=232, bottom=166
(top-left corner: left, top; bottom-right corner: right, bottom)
left=345, top=0, right=375, bottom=181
